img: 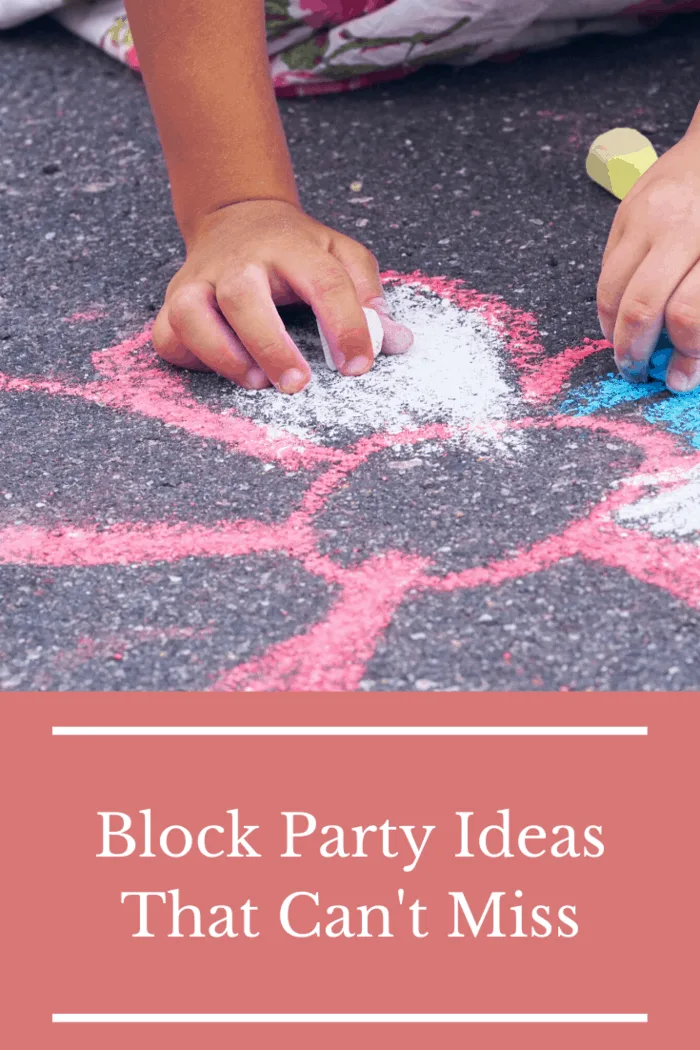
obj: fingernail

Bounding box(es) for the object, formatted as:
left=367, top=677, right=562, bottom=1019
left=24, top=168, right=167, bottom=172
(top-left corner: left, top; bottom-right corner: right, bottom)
left=597, top=313, right=613, bottom=343
left=617, top=355, right=648, bottom=384
left=666, top=369, right=691, bottom=392
left=246, top=367, right=268, bottom=389
left=627, top=338, right=655, bottom=363
left=278, top=368, right=308, bottom=394
left=666, top=363, right=700, bottom=394
left=343, top=355, right=372, bottom=376
left=625, top=318, right=665, bottom=363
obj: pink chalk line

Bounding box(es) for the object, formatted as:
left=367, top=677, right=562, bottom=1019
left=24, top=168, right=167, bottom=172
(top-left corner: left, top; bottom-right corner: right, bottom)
left=383, top=272, right=612, bottom=404
left=2, top=273, right=699, bottom=690
left=214, top=553, right=429, bottom=692
left=1, top=273, right=607, bottom=474
left=63, top=309, right=108, bottom=324
left=2, top=412, right=698, bottom=690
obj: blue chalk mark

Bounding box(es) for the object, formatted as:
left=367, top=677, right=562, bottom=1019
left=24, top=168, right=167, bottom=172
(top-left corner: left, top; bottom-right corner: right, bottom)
left=561, top=359, right=700, bottom=450
left=559, top=373, right=665, bottom=416
left=646, top=327, right=699, bottom=391
left=644, top=390, right=700, bottom=448
left=560, top=326, right=700, bottom=448
left=560, top=329, right=676, bottom=415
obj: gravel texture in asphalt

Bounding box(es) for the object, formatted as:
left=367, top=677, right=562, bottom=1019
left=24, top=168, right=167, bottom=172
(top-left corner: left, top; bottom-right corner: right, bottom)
left=2, top=16, right=700, bottom=691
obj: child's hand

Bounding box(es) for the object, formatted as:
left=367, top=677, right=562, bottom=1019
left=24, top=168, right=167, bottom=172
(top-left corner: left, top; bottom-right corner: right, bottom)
left=152, top=200, right=413, bottom=394
left=597, top=120, right=700, bottom=392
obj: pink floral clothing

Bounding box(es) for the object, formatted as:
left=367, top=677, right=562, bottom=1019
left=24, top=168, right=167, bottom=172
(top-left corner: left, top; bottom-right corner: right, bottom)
left=298, top=0, right=391, bottom=29
left=1, top=0, right=700, bottom=95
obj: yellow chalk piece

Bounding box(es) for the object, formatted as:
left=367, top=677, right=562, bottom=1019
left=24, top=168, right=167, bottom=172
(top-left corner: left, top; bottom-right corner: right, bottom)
left=586, top=128, right=658, bottom=200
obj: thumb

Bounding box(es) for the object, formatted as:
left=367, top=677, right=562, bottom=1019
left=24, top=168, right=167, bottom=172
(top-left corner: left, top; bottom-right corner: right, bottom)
left=332, top=237, right=414, bottom=356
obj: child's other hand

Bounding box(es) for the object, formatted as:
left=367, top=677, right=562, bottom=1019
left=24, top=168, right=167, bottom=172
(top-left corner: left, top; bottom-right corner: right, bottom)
left=152, top=200, right=413, bottom=394
left=597, top=120, right=700, bottom=392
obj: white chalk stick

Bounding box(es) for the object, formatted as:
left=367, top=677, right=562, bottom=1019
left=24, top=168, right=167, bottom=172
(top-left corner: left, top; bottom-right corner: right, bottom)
left=318, top=306, right=384, bottom=371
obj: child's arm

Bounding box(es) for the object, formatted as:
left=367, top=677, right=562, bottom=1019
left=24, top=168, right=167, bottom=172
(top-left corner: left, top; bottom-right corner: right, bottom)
left=597, top=107, right=700, bottom=392
left=125, top=0, right=412, bottom=393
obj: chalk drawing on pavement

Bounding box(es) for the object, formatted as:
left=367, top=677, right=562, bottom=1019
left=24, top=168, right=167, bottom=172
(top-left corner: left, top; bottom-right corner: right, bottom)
left=1, top=272, right=699, bottom=690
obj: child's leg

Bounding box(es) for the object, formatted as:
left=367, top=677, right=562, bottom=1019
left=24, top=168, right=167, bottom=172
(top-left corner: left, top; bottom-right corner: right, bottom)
left=50, top=0, right=700, bottom=97
left=53, top=0, right=138, bottom=68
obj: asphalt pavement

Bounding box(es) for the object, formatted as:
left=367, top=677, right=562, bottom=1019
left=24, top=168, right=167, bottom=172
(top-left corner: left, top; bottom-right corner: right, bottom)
left=2, top=14, right=700, bottom=691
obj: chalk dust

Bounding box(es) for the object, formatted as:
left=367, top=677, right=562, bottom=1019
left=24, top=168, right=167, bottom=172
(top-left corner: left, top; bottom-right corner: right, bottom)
left=226, top=284, right=519, bottom=447
left=616, top=468, right=700, bottom=540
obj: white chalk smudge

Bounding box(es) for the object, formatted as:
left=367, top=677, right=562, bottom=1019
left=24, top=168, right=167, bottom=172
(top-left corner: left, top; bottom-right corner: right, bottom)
left=616, top=465, right=700, bottom=539
left=229, top=285, right=519, bottom=446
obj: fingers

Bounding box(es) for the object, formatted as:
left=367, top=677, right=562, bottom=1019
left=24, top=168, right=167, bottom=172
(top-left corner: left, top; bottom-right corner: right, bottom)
left=596, top=233, right=648, bottom=346
left=151, top=311, right=212, bottom=372
left=164, top=281, right=270, bottom=389
left=600, top=207, right=627, bottom=269
left=602, top=237, right=698, bottom=383
left=330, top=236, right=383, bottom=305
left=664, top=264, right=700, bottom=391
left=366, top=295, right=414, bottom=355
left=332, top=237, right=414, bottom=356
left=216, top=266, right=312, bottom=394
left=283, top=252, right=375, bottom=376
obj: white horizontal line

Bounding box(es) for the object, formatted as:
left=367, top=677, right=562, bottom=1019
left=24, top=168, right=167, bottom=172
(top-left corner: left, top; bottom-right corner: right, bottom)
left=52, top=1014, right=648, bottom=1024
left=51, top=726, right=648, bottom=737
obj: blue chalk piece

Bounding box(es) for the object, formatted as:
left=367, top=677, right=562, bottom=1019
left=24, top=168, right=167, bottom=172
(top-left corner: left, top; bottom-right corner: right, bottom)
left=648, top=345, right=673, bottom=384
left=647, top=328, right=695, bottom=394
left=561, top=324, right=700, bottom=450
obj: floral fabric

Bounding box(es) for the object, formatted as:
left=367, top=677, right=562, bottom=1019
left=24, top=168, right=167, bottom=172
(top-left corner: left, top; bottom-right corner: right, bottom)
left=1, top=0, right=699, bottom=95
